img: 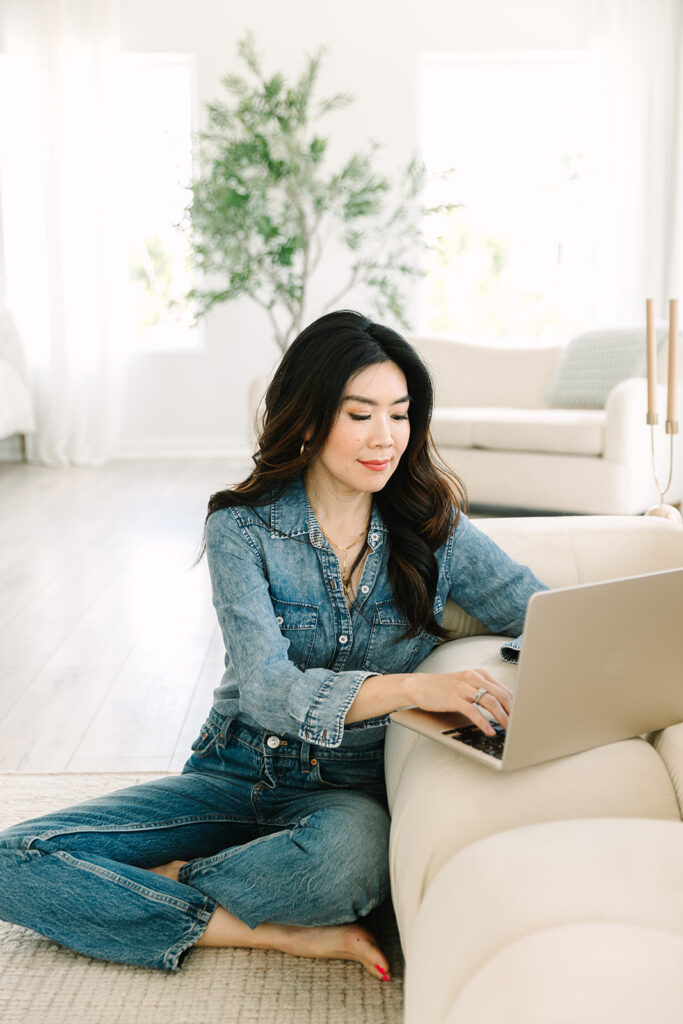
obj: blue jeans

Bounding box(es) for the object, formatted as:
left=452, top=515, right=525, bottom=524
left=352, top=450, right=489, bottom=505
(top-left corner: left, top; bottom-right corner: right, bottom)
left=0, top=710, right=390, bottom=971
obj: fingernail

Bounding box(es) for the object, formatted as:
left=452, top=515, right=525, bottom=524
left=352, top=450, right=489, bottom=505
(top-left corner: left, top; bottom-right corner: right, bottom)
left=376, top=964, right=389, bottom=979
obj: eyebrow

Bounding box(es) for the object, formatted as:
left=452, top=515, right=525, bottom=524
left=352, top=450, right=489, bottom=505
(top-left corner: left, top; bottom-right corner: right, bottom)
left=342, top=394, right=411, bottom=406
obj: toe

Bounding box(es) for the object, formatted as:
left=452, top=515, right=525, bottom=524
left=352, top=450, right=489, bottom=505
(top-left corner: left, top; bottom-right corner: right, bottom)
left=356, top=935, right=391, bottom=980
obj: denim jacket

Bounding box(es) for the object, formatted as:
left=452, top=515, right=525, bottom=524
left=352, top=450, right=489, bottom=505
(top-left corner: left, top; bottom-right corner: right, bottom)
left=206, top=476, right=548, bottom=750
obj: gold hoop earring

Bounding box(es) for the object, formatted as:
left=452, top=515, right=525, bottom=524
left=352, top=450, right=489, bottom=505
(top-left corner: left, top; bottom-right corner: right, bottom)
left=300, top=440, right=310, bottom=457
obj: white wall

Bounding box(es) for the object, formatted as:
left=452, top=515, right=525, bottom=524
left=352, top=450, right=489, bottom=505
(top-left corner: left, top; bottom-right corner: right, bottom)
left=117, top=0, right=591, bottom=457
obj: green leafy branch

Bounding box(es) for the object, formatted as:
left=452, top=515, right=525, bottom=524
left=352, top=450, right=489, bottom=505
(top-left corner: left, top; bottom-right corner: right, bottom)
left=187, top=33, right=457, bottom=351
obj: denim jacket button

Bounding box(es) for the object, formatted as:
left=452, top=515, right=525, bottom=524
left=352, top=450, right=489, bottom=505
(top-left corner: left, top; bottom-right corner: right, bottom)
left=266, top=735, right=280, bottom=749
left=338, top=634, right=348, bottom=644
left=370, top=533, right=379, bottom=543
left=276, top=615, right=284, bottom=625
left=360, top=585, right=369, bottom=594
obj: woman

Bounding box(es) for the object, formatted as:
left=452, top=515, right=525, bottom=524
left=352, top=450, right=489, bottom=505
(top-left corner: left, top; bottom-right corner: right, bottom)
left=0, top=311, right=546, bottom=980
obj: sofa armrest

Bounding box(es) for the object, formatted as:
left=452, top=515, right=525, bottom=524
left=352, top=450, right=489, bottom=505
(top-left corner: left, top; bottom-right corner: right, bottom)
left=603, top=377, right=668, bottom=463
left=652, top=723, right=683, bottom=814
left=409, top=335, right=563, bottom=409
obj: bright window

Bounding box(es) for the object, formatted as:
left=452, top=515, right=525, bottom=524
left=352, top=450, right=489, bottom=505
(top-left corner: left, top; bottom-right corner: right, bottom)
left=113, top=54, right=199, bottom=352
left=418, top=52, right=597, bottom=344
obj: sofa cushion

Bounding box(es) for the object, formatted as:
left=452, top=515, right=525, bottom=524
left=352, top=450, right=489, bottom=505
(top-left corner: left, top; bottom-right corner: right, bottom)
left=429, top=407, right=475, bottom=447
left=389, top=729, right=678, bottom=949
left=471, top=407, right=605, bottom=455
left=442, top=925, right=683, bottom=1024
left=386, top=633, right=681, bottom=949
left=404, top=819, right=683, bottom=1024
left=544, top=327, right=667, bottom=410
left=430, top=406, right=605, bottom=455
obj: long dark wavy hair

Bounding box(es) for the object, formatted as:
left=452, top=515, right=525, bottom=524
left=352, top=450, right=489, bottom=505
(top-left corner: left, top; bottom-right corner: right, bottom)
left=205, top=310, right=467, bottom=640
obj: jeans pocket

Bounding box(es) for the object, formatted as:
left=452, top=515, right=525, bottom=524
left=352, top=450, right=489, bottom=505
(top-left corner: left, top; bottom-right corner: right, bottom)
left=312, top=753, right=386, bottom=795
left=189, top=714, right=228, bottom=760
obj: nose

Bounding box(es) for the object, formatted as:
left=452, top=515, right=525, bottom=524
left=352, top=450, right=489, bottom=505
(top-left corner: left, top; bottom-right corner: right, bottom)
left=370, top=419, right=394, bottom=448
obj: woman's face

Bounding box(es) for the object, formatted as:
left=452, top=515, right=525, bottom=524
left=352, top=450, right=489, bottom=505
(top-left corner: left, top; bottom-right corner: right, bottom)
left=307, top=361, right=411, bottom=497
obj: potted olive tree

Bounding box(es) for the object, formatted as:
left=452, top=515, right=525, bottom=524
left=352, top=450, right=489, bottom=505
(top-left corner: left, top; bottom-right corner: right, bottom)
left=188, top=34, right=452, bottom=352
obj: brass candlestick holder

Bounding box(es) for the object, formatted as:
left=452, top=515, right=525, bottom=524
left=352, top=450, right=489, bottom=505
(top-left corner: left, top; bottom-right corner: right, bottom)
left=645, top=412, right=681, bottom=522
left=644, top=297, right=681, bottom=523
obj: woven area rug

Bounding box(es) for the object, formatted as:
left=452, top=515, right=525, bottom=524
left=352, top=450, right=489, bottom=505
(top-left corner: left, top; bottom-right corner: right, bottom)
left=0, top=773, right=404, bottom=1024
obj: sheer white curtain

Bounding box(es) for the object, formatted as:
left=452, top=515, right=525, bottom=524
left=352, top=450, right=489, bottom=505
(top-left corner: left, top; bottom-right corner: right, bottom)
left=669, top=10, right=683, bottom=300
left=0, top=0, right=124, bottom=465
left=590, top=0, right=683, bottom=322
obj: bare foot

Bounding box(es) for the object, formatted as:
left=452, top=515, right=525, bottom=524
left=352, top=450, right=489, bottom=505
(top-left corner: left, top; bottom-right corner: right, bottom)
left=150, top=864, right=391, bottom=981
left=241, top=918, right=391, bottom=981
left=148, top=859, right=188, bottom=882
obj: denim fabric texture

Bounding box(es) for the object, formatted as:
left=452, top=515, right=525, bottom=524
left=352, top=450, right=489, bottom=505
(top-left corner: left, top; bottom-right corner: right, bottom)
left=208, top=475, right=548, bottom=748
left=0, top=473, right=546, bottom=971
left=0, top=712, right=390, bottom=971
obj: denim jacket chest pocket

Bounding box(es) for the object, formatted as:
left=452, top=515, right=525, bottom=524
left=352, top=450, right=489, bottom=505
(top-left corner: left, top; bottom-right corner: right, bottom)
left=363, top=599, right=421, bottom=674
left=271, top=595, right=319, bottom=671
left=362, top=592, right=444, bottom=675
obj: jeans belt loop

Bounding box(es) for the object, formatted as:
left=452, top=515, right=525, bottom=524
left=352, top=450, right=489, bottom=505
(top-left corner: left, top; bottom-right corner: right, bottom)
left=219, top=713, right=233, bottom=745
left=300, top=739, right=312, bottom=771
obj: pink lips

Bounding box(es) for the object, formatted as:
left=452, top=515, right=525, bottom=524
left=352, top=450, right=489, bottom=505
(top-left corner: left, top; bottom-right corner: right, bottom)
left=359, top=460, right=390, bottom=471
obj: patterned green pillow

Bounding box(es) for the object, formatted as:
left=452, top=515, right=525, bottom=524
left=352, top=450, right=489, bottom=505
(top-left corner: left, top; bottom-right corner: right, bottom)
left=545, top=327, right=668, bottom=409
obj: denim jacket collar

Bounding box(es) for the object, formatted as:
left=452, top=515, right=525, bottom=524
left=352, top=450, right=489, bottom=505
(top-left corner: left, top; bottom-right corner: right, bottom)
left=270, top=475, right=387, bottom=554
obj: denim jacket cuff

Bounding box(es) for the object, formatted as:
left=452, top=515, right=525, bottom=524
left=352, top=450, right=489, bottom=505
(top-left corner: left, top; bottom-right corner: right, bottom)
left=500, top=635, right=522, bottom=663
left=297, top=670, right=376, bottom=749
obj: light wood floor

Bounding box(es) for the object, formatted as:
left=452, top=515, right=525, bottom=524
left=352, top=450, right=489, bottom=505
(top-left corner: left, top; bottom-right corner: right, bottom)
left=0, top=458, right=251, bottom=772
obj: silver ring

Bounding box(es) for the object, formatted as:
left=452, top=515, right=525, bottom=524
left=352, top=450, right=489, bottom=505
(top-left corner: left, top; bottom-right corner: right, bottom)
left=472, top=687, right=488, bottom=706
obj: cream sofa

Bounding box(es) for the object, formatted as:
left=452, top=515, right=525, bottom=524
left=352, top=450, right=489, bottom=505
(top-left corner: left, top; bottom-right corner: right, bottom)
left=410, top=334, right=682, bottom=515
left=385, top=514, right=683, bottom=1023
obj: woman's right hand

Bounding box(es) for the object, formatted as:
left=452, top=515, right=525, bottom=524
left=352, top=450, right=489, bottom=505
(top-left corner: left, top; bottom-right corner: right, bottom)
left=345, top=669, right=513, bottom=734
left=403, top=669, right=512, bottom=736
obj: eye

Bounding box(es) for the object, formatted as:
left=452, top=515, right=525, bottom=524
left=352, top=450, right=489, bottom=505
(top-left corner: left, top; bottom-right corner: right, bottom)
left=392, top=413, right=409, bottom=420
left=348, top=413, right=370, bottom=421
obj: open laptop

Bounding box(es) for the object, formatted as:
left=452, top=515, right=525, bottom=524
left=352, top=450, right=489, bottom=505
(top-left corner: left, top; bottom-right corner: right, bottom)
left=390, top=567, right=683, bottom=771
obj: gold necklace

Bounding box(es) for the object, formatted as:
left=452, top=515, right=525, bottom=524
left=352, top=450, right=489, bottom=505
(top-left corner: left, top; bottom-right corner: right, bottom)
left=314, top=516, right=370, bottom=590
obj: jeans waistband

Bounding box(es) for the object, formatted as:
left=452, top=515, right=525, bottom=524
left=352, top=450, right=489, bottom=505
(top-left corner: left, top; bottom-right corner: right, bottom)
left=205, top=707, right=384, bottom=770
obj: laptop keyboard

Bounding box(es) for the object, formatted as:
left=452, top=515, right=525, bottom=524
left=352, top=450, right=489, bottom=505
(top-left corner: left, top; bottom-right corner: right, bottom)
left=441, top=722, right=507, bottom=759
